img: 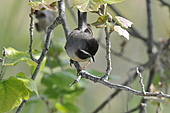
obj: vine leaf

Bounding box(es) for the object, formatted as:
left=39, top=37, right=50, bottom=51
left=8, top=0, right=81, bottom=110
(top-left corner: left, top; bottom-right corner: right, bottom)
left=91, top=15, right=109, bottom=28
left=101, top=0, right=125, bottom=4
left=115, top=16, right=133, bottom=28
left=28, top=1, right=58, bottom=12
left=72, top=0, right=103, bottom=12
left=114, top=25, right=130, bottom=40
left=0, top=76, right=30, bottom=113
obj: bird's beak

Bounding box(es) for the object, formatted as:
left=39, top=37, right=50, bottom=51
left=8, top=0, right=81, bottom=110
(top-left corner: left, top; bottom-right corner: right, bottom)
left=92, top=56, right=95, bottom=62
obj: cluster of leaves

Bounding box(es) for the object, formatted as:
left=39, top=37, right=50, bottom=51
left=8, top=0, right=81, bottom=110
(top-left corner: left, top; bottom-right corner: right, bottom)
left=0, top=47, right=41, bottom=113
left=29, top=0, right=125, bottom=12
left=92, top=15, right=133, bottom=40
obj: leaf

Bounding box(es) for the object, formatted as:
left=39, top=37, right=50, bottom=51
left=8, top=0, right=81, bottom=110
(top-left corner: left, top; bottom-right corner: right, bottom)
left=41, top=71, right=76, bottom=89
left=4, top=47, right=46, bottom=71
left=72, top=0, right=103, bottom=12
left=114, top=25, right=130, bottom=40
left=55, top=102, right=80, bottom=113
left=115, top=16, right=133, bottom=28
left=91, top=15, right=109, bottom=28
left=16, top=72, right=39, bottom=97
left=101, top=0, right=125, bottom=4
left=0, top=76, right=30, bottom=113
left=4, top=47, right=36, bottom=66
left=28, top=1, right=58, bottom=12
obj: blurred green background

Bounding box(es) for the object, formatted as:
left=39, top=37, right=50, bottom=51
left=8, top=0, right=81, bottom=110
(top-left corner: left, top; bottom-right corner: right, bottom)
left=1, top=0, right=170, bottom=113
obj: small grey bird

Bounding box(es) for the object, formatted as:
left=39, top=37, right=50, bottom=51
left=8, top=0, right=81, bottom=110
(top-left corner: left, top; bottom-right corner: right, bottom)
left=65, top=10, right=99, bottom=69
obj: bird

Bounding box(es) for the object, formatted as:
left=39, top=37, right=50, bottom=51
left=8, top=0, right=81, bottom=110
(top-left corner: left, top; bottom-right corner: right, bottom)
left=65, top=10, right=99, bottom=70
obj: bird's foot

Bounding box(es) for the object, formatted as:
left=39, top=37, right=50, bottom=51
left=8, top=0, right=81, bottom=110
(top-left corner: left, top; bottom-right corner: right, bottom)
left=70, top=59, right=74, bottom=67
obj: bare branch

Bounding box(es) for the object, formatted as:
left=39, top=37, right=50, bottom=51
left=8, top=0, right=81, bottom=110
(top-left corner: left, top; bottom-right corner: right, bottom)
left=102, top=26, right=112, bottom=80
left=146, top=0, right=154, bottom=54
left=159, top=0, right=170, bottom=8
left=16, top=100, right=28, bottom=113
left=58, top=0, right=70, bottom=39
left=28, top=8, right=38, bottom=63
left=136, top=67, right=146, bottom=95
left=0, top=47, right=6, bottom=80
left=78, top=70, right=170, bottom=98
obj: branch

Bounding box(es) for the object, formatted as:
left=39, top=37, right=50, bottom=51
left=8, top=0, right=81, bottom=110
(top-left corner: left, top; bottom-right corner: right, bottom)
left=146, top=0, right=154, bottom=54
left=136, top=67, right=146, bottom=95
left=0, top=47, right=6, bottom=80
left=58, top=0, right=70, bottom=39
left=78, top=70, right=170, bottom=98
left=28, top=8, right=38, bottom=63
left=31, top=17, right=61, bottom=80
left=102, top=26, right=112, bottom=80
left=159, top=0, right=170, bottom=8
left=93, top=69, right=139, bottom=113
left=16, top=0, right=67, bottom=112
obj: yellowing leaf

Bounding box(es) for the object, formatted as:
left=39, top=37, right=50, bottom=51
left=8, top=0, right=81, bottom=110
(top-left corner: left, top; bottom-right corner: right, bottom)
left=91, top=15, right=109, bottom=28
left=114, top=25, right=129, bottom=40
left=72, top=0, right=103, bottom=12
left=28, top=1, right=58, bottom=12
left=0, top=76, right=30, bottom=113
left=101, top=0, right=125, bottom=4
left=115, top=16, right=133, bottom=28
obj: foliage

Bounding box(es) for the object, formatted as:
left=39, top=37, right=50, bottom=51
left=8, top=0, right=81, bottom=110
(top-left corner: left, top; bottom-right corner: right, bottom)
left=1, top=0, right=170, bottom=113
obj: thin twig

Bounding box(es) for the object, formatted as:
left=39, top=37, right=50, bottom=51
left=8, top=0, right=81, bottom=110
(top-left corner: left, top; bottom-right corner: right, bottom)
left=29, top=8, right=38, bottom=63
left=102, top=26, right=112, bottom=80
left=0, top=47, right=6, bottom=80
left=70, top=75, right=82, bottom=87
left=41, top=96, right=53, bottom=113
left=159, top=0, right=170, bottom=7
left=136, top=67, right=146, bottom=95
left=31, top=17, right=61, bottom=80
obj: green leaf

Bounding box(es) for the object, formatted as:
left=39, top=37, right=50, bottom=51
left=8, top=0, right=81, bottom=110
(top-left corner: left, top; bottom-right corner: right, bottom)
left=16, top=72, right=39, bottom=97
left=28, top=1, right=58, bottom=12
left=41, top=70, right=76, bottom=89
left=4, top=47, right=46, bottom=71
left=114, top=25, right=130, bottom=40
left=91, top=15, right=109, bottom=28
left=101, top=0, right=125, bottom=4
left=0, top=76, right=30, bottom=113
left=4, top=47, right=37, bottom=66
left=72, top=0, right=103, bottom=12
left=115, top=16, right=133, bottom=28
left=56, top=102, right=80, bottom=113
